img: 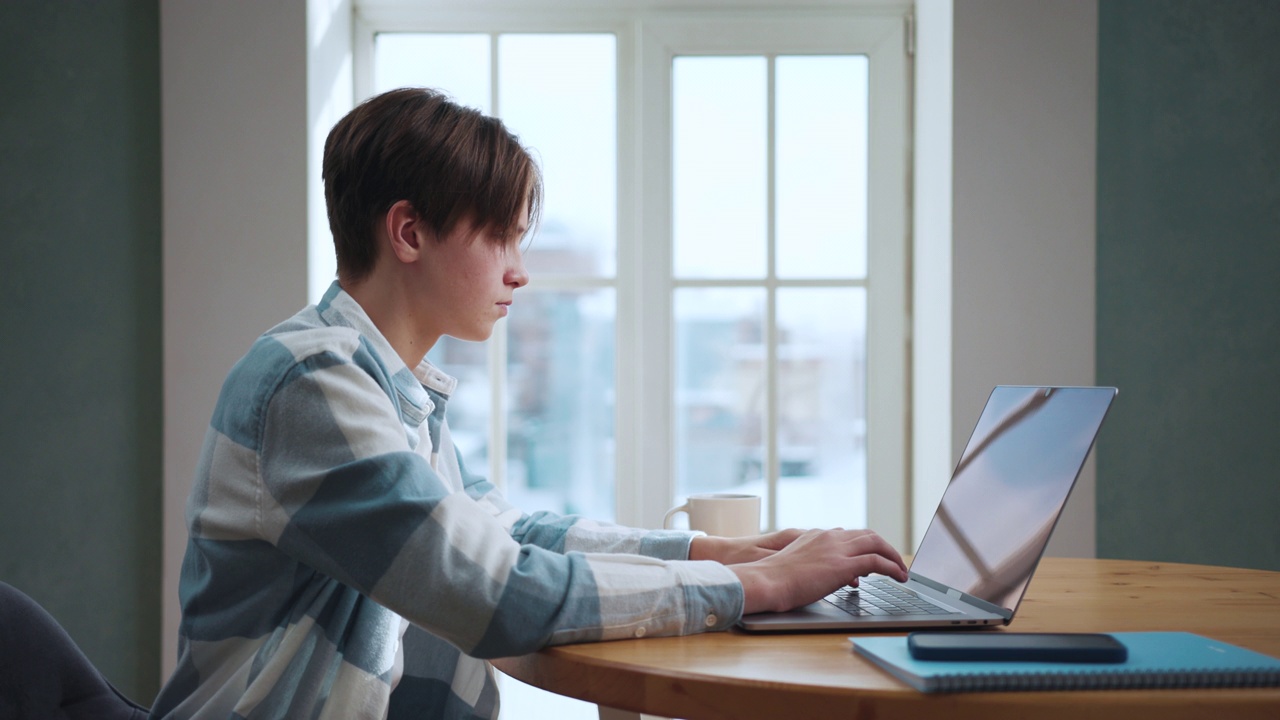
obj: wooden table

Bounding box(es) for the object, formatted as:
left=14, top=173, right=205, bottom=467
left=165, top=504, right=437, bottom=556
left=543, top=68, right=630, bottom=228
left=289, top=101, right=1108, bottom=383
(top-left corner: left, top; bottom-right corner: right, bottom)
left=494, top=558, right=1280, bottom=719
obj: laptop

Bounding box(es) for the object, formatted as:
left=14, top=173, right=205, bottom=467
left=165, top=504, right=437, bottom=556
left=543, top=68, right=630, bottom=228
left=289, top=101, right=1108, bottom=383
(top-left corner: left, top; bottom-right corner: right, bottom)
left=738, top=385, right=1117, bottom=632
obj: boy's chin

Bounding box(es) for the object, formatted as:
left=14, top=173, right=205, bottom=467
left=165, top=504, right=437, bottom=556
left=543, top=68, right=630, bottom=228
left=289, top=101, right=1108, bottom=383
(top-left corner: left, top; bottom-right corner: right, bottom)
left=448, top=327, right=496, bottom=344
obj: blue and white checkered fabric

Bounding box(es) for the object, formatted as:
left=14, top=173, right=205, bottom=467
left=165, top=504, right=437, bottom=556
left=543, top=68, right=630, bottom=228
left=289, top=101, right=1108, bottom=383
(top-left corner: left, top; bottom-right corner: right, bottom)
left=151, top=282, right=742, bottom=719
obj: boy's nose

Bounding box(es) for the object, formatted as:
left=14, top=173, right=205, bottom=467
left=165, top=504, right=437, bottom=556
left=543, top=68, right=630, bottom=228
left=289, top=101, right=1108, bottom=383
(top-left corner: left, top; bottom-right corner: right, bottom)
left=507, top=257, right=529, bottom=288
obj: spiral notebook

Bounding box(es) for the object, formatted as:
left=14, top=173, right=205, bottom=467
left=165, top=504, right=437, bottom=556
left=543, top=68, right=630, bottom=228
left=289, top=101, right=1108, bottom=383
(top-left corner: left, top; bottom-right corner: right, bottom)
left=851, top=632, right=1280, bottom=693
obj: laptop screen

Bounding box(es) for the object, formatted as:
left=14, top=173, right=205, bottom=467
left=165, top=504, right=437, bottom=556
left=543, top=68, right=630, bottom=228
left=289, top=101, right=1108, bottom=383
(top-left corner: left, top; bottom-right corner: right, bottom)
left=910, top=386, right=1116, bottom=612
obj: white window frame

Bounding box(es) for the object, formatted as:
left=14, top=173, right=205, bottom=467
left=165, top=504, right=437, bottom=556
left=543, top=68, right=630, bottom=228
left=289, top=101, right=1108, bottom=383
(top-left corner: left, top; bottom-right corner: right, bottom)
left=349, top=0, right=912, bottom=547
left=632, top=10, right=910, bottom=544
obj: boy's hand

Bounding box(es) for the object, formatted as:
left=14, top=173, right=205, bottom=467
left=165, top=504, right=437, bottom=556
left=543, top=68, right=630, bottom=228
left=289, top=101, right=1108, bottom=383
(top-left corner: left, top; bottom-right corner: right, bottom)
left=688, top=529, right=806, bottom=565
left=725, top=529, right=908, bottom=615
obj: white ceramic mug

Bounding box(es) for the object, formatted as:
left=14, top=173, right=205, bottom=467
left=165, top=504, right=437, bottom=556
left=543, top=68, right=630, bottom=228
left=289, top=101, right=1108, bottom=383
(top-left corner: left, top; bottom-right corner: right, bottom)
left=662, top=493, right=761, bottom=537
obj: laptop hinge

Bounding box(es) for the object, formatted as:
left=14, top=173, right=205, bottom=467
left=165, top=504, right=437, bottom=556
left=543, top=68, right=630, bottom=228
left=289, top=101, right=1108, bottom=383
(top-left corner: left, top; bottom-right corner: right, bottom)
left=911, top=572, right=1013, bottom=619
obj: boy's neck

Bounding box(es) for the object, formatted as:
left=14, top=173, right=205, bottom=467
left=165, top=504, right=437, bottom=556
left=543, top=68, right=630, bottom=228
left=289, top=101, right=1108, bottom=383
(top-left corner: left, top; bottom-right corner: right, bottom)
left=341, top=274, right=438, bottom=371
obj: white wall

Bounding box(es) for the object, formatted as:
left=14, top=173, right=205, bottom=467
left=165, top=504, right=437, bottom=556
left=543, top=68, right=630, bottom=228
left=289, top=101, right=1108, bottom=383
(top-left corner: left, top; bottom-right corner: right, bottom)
left=161, top=0, right=310, bottom=672
left=947, top=0, right=1099, bottom=557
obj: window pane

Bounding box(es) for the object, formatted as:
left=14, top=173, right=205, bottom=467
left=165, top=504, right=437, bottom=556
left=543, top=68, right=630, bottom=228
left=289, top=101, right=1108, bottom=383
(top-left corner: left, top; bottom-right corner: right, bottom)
left=774, top=288, right=867, bottom=529
left=426, top=337, right=492, bottom=477
left=373, top=33, right=491, bottom=112
left=507, top=289, right=616, bottom=521
left=499, top=35, right=617, bottom=277
left=674, top=288, right=765, bottom=509
left=775, top=55, right=868, bottom=279
left=673, top=57, right=767, bottom=279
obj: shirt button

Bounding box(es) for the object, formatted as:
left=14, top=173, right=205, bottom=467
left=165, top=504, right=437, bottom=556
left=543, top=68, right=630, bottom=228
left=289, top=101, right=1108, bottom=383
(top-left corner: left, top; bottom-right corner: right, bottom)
left=705, top=614, right=718, bottom=627
left=634, top=626, right=647, bottom=638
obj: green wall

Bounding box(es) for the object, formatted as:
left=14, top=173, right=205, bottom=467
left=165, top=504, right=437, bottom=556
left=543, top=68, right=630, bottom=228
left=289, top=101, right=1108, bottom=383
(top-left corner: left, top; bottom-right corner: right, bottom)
left=1097, top=0, right=1280, bottom=571
left=0, top=1, right=162, bottom=703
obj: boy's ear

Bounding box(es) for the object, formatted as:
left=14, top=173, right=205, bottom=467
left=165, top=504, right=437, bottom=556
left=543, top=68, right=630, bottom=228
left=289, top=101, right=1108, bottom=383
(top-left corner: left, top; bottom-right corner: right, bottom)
left=383, top=199, right=425, bottom=264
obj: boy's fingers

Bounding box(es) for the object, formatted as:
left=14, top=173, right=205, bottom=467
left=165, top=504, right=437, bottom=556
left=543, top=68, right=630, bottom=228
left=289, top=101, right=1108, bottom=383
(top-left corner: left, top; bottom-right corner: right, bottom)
left=841, top=532, right=904, bottom=562
left=850, top=554, right=910, bottom=583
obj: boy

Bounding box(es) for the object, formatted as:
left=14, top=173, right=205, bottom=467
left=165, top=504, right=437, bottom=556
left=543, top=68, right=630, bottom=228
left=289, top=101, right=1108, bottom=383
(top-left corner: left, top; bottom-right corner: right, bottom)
left=151, top=87, right=907, bottom=719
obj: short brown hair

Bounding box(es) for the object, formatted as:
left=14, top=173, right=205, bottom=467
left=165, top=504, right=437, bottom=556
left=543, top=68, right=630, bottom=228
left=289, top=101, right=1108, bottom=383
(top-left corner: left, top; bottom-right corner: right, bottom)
left=322, top=87, right=542, bottom=283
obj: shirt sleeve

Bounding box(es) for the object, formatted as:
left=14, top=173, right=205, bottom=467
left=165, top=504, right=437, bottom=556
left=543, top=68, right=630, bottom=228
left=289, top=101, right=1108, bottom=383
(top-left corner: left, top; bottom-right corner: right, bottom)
left=250, top=341, right=744, bottom=658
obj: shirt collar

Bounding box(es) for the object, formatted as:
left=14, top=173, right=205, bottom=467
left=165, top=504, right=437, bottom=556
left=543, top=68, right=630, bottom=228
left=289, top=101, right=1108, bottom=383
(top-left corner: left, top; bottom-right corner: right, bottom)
left=315, top=280, right=459, bottom=399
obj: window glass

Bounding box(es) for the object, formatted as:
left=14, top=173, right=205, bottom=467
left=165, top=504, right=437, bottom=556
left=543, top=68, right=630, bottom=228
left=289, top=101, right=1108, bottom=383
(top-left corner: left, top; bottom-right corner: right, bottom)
left=374, top=33, right=490, bottom=112
left=673, top=287, right=766, bottom=511
left=672, top=54, right=871, bottom=529
left=506, top=289, right=616, bottom=520
left=774, top=288, right=867, bottom=529
left=673, top=56, right=768, bottom=279
left=499, top=34, right=617, bottom=277
left=775, top=55, right=869, bottom=279
left=427, top=337, right=491, bottom=474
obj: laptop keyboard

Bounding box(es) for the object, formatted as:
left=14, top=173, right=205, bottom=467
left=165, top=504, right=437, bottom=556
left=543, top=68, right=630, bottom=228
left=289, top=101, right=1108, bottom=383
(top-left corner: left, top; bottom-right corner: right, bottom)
left=823, top=578, right=956, bottom=616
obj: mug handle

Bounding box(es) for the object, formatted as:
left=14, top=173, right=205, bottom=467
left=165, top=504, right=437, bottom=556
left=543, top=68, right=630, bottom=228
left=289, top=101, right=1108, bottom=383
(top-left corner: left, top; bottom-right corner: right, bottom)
left=662, top=502, right=690, bottom=529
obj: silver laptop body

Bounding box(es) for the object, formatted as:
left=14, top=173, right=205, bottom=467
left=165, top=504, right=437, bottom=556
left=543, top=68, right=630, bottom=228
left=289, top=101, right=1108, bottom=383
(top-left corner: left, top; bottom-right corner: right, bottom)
left=738, top=385, right=1117, bottom=633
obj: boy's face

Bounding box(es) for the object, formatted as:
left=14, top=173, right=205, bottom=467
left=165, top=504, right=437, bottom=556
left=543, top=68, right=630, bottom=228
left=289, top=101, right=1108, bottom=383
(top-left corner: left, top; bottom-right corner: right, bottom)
left=414, top=207, right=530, bottom=344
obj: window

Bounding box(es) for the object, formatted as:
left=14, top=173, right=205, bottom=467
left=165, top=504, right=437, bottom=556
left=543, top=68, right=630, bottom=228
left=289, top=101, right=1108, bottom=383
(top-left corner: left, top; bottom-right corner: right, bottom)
left=343, top=2, right=911, bottom=540
left=670, top=53, right=872, bottom=532
left=343, top=3, right=910, bottom=716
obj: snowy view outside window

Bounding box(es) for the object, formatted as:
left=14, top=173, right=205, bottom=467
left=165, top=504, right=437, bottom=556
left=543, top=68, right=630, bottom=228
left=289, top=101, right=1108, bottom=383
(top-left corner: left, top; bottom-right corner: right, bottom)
left=672, top=54, right=869, bottom=531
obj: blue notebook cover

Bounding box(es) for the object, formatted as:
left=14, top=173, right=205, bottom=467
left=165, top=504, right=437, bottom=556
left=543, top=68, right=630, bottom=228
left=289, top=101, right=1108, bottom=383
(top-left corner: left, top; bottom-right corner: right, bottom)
left=851, top=632, right=1280, bottom=693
